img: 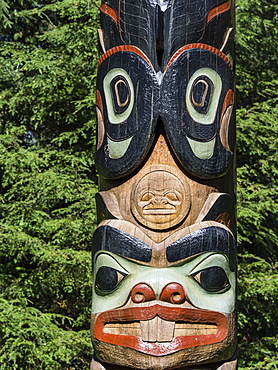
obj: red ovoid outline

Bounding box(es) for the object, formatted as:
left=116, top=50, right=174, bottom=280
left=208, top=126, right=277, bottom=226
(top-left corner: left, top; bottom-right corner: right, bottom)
left=94, top=304, right=228, bottom=356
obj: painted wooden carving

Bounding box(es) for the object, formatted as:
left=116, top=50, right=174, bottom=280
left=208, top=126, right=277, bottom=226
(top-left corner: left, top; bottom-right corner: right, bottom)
left=91, top=0, right=236, bottom=369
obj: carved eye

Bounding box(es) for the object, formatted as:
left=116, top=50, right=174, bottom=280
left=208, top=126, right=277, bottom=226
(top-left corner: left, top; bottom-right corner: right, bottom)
left=141, top=192, right=155, bottom=201
left=190, top=76, right=213, bottom=114
left=191, top=266, right=230, bottom=292
left=110, top=76, right=131, bottom=114
left=95, top=266, right=127, bottom=293
left=165, top=192, right=179, bottom=201
left=103, top=68, right=134, bottom=124
left=186, top=68, right=222, bottom=124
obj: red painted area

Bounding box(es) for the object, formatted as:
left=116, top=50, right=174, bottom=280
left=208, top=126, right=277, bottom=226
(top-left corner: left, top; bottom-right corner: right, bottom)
left=94, top=305, right=228, bottom=356
left=131, top=283, right=156, bottom=303
left=165, top=43, right=233, bottom=72
left=221, top=89, right=234, bottom=121
left=98, top=45, right=154, bottom=70
left=96, top=90, right=103, bottom=113
left=100, top=3, right=118, bottom=24
left=160, top=283, right=186, bottom=304
left=207, top=0, right=231, bottom=24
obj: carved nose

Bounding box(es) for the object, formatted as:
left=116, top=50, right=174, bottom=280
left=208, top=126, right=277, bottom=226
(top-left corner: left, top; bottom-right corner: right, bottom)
left=160, top=283, right=186, bottom=304
left=131, top=283, right=156, bottom=303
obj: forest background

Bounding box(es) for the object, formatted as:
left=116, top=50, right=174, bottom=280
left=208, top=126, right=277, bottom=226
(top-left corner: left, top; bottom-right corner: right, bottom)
left=0, top=0, right=277, bottom=369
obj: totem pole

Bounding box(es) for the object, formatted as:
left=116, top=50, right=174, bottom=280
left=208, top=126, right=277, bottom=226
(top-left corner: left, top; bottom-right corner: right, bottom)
left=91, top=0, right=236, bottom=369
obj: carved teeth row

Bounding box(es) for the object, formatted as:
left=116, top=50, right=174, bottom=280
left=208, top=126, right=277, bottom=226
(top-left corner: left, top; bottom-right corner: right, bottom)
left=140, top=317, right=175, bottom=342
left=103, top=318, right=218, bottom=342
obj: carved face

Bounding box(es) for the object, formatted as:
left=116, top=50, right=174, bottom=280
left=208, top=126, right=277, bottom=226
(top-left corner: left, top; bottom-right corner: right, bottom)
left=131, top=170, right=190, bottom=230
left=91, top=222, right=237, bottom=369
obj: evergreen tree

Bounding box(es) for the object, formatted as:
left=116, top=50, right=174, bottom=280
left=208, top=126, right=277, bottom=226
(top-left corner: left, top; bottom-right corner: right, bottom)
left=0, top=1, right=100, bottom=368
left=236, top=0, right=278, bottom=368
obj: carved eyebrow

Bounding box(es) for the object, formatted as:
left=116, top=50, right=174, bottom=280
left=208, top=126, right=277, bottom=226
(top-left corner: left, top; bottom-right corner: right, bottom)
left=166, top=226, right=236, bottom=266
left=92, top=225, right=152, bottom=262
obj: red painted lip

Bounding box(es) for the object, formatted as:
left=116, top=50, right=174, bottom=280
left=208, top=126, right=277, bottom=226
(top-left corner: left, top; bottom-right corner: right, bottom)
left=94, top=304, right=228, bottom=356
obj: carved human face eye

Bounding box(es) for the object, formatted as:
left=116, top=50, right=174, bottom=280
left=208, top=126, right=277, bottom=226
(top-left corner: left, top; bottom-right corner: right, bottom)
left=165, top=191, right=179, bottom=202
left=95, top=266, right=127, bottom=293
left=191, top=266, right=230, bottom=293
left=141, top=192, right=155, bottom=202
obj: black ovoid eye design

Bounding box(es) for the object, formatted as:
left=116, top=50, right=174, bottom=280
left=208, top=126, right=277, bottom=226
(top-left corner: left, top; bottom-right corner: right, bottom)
left=190, top=75, right=214, bottom=114
left=95, top=266, right=127, bottom=293
left=110, top=75, right=131, bottom=115
left=191, top=266, right=230, bottom=292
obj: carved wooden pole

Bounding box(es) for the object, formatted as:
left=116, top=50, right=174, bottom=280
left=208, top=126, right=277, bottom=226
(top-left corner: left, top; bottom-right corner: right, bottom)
left=91, top=0, right=236, bottom=369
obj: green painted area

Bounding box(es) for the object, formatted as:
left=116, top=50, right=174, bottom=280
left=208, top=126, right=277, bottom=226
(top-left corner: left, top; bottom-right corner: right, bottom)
left=107, top=136, right=132, bottom=159
left=92, top=252, right=236, bottom=314
left=187, top=136, right=215, bottom=159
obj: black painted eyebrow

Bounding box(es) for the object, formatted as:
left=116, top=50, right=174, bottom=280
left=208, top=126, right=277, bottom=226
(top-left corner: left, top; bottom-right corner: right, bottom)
left=92, top=225, right=152, bottom=262
left=166, top=226, right=236, bottom=265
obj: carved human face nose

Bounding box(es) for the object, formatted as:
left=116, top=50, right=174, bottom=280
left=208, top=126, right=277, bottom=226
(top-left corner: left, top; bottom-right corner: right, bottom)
left=150, top=195, right=164, bottom=204
left=130, top=282, right=186, bottom=304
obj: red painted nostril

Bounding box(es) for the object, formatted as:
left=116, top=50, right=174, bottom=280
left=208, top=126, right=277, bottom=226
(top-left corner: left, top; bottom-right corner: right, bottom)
left=131, top=283, right=156, bottom=303
left=160, top=283, right=186, bottom=304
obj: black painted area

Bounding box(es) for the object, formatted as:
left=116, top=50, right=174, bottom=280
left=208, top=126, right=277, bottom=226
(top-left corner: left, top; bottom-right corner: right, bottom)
left=101, top=0, right=159, bottom=69
left=100, top=11, right=122, bottom=53
left=202, top=193, right=236, bottom=234
left=190, top=75, right=214, bottom=115
left=96, top=266, right=127, bottom=293
left=101, top=0, right=234, bottom=72
left=166, top=226, right=236, bottom=265
left=163, top=0, right=232, bottom=67
left=192, top=266, right=230, bottom=292
left=92, top=225, right=152, bottom=262
left=118, top=0, right=159, bottom=70
left=110, top=76, right=131, bottom=115
left=161, top=47, right=234, bottom=179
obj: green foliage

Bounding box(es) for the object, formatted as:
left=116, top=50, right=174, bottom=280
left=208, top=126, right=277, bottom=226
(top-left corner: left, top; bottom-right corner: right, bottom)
left=236, top=0, right=278, bottom=368
left=0, top=0, right=100, bottom=368
left=0, top=299, right=91, bottom=370
left=236, top=0, right=278, bottom=106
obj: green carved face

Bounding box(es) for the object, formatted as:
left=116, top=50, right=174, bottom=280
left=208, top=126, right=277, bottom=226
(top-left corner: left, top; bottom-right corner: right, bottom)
left=92, top=251, right=235, bottom=314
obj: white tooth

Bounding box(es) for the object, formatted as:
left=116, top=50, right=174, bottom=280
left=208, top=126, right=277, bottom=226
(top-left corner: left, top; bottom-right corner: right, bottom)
left=157, top=318, right=175, bottom=342
left=140, top=317, right=158, bottom=342
left=140, top=317, right=175, bottom=342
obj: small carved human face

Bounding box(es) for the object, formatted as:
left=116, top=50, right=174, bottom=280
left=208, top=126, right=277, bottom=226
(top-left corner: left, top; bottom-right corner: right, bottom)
left=132, top=170, right=190, bottom=230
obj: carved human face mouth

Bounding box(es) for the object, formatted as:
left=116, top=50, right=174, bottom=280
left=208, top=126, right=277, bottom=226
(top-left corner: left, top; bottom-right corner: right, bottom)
left=142, top=199, right=177, bottom=215
left=94, top=304, right=228, bottom=356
